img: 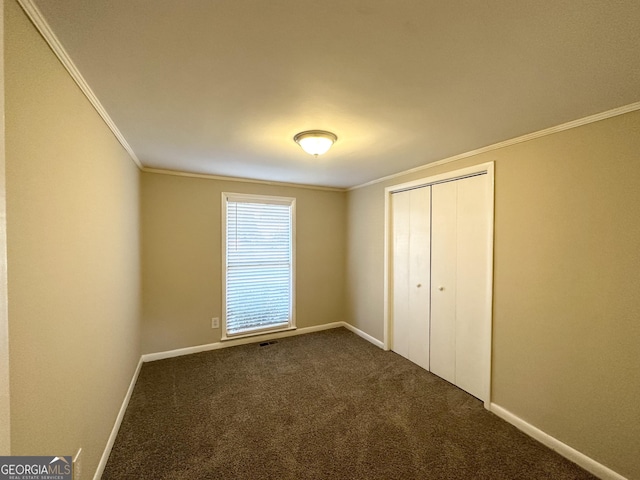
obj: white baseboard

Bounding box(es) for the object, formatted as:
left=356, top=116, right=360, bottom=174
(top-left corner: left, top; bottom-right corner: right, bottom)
left=142, top=321, right=384, bottom=363
left=490, top=403, right=627, bottom=480
left=93, top=356, right=143, bottom=480
left=341, top=322, right=384, bottom=349
left=141, top=322, right=345, bottom=362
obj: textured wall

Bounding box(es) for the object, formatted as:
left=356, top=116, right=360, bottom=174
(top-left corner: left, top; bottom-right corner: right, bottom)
left=346, top=110, right=640, bottom=479
left=141, top=172, right=346, bottom=354
left=5, top=1, right=141, bottom=477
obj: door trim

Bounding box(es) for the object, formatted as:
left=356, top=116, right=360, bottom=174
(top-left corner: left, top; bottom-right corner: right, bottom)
left=383, top=162, right=495, bottom=407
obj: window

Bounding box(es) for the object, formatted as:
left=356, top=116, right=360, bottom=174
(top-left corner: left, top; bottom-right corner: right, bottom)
left=222, top=193, right=296, bottom=339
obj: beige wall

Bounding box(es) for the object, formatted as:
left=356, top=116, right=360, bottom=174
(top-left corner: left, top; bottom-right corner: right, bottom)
left=5, top=1, right=141, bottom=478
left=141, top=172, right=346, bottom=354
left=346, top=110, right=640, bottom=479
left=0, top=0, right=10, bottom=456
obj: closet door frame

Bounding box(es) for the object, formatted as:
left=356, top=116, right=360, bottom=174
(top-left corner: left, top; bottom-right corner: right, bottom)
left=383, top=162, right=495, bottom=407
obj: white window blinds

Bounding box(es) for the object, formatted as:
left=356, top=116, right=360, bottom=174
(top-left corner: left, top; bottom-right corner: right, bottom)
left=223, top=194, right=295, bottom=337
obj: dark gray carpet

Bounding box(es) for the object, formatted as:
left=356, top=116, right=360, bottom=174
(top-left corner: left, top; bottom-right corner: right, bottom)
left=102, top=328, right=596, bottom=479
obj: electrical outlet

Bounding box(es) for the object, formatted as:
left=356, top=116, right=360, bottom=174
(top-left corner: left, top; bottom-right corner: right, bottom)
left=73, top=448, right=82, bottom=480
left=211, top=317, right=220, bottom=329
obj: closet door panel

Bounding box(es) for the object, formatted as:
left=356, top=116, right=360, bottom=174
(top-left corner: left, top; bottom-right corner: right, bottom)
left=455, top=175, right=491, bottom=399
left=430, top=182, right=457, bottom=384
left=391, top=191, right=411, bottom=361
left=391, top=187, right=431, bottom=370
left=408, top=187, right=431, bottom=370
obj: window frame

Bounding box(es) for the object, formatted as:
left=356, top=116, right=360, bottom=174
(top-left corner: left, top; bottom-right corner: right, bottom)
left=221, top=192, right=296, bottom=340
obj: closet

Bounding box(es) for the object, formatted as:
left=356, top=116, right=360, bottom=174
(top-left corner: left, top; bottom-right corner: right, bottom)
left=389, top=166, right=493, bottom=401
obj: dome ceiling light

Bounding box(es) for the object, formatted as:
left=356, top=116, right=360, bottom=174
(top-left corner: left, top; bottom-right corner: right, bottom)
left=293, top=130, right=338, bottom=157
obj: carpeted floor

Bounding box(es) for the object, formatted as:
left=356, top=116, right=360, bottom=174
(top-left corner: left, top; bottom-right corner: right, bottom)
left=103, top=328, right=596, bottom=479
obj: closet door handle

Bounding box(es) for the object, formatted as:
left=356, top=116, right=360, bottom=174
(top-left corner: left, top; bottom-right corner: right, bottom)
left=416, top=283, right=422, bottom=288
left=438, top=286, right=445, bottom=291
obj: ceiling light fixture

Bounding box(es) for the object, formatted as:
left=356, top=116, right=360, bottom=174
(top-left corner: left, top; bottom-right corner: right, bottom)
left=293, top=130, right=338, bottom=157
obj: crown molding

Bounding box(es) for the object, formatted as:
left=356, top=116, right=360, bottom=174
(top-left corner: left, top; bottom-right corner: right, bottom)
left=16, top=0, right=143, bottom=169
left=16, top=0, right=640, bottom=192
left=141, top=167, right=346, bottom=192
left=349, top=101, right=640, bottom=191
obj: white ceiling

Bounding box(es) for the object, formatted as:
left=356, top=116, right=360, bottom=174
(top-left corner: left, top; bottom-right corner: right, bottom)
left=32, top=1, right=640, bottom=188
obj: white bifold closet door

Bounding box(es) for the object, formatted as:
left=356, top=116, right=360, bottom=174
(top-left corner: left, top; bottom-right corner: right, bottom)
left=391, top=173, right=491, bottom=401
left=430, top=175, right=491, bottom=400
left=391, top=186, right=431, bottom=371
